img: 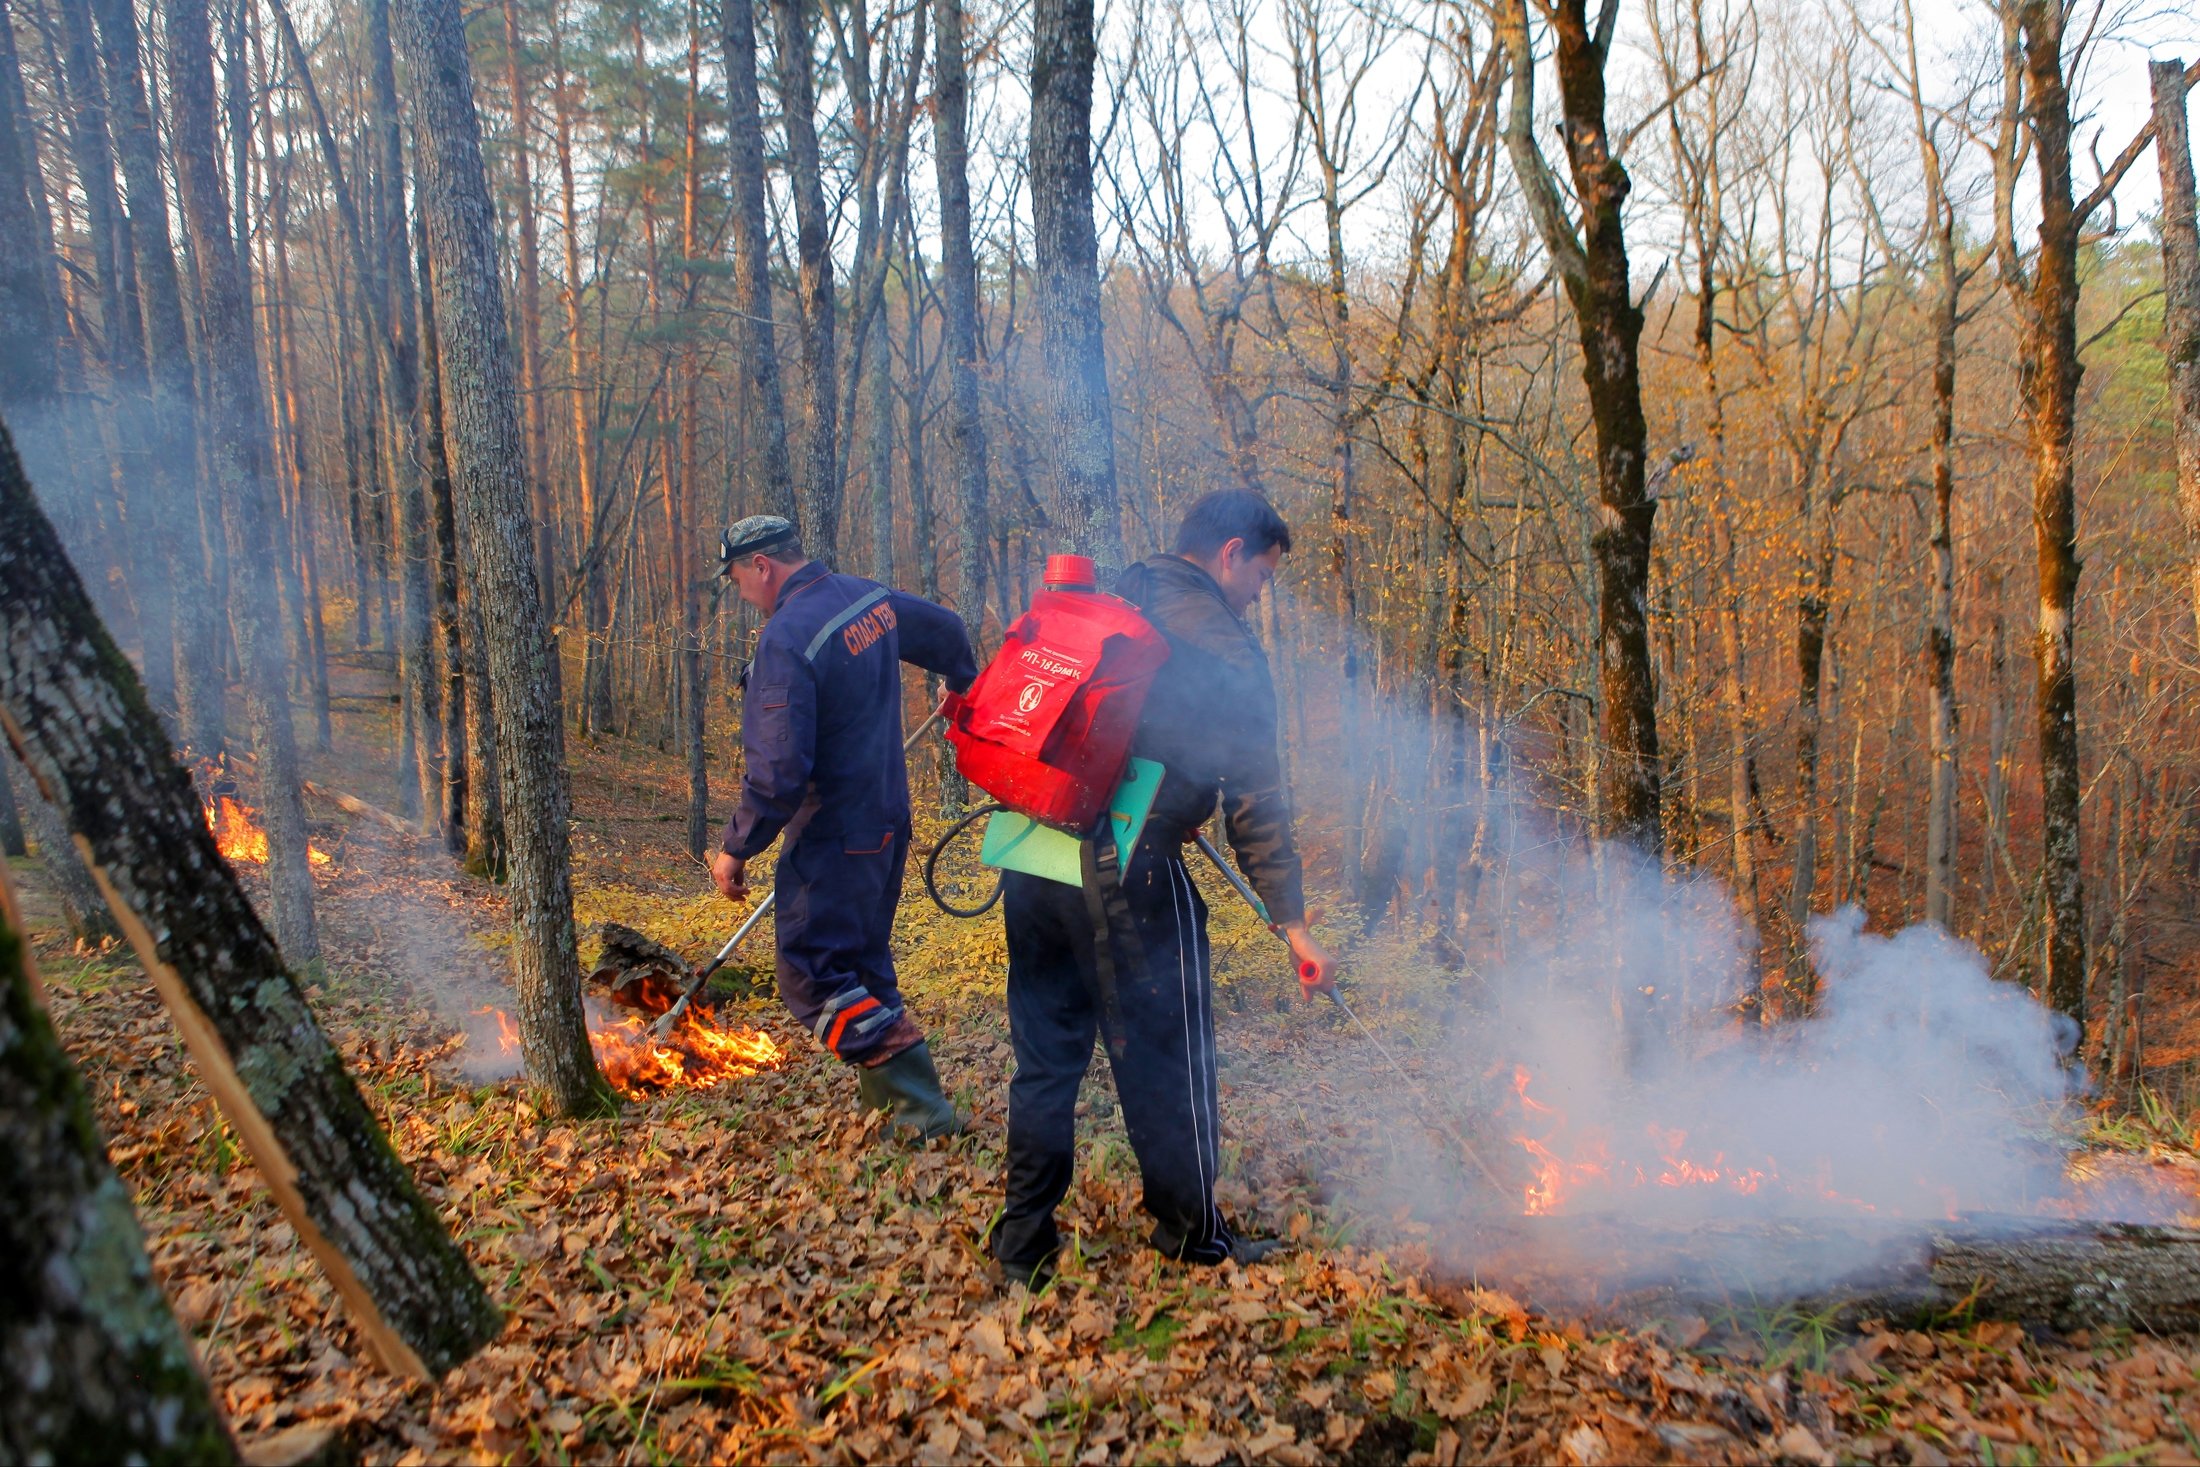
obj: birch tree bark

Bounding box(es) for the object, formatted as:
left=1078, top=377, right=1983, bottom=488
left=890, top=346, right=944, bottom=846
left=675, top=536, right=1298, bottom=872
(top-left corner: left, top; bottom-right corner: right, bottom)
left=164, top=0, right=319, bottom=962
left=0, top=864, right=235, bottom=1465
left=0, top=421, right=503, bottom=1376
left=394, top=0, right=614, bottom=1117
left=1029, top=0, right=1126, bottom=569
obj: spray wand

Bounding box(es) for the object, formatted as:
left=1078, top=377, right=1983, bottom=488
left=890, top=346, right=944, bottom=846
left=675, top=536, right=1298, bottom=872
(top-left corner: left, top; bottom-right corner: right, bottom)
left=1190, top=833, right=1508, bottom=1194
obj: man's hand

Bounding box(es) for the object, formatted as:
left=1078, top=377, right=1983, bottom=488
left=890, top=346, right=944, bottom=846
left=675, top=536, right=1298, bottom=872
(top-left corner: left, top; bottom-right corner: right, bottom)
left=711, top=851, right=749, bottom=902
left=1283, top=922, right=1335, bottom=999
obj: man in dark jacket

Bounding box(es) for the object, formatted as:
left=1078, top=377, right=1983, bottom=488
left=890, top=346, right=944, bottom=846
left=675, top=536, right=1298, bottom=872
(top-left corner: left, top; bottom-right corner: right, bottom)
left=988, top=490, right=1334, bottom=1286
left=709, top=515, right=978, bottom=1138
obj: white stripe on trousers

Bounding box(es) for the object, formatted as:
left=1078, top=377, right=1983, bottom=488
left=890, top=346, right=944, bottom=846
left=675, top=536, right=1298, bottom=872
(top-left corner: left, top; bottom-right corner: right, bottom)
left=1167, top=857, right=1226, bottom=1245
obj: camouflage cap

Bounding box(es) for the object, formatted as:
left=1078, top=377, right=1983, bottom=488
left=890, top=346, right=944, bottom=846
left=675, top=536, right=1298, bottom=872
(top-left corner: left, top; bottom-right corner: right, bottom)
left=717, top=514, right=800, bottom=570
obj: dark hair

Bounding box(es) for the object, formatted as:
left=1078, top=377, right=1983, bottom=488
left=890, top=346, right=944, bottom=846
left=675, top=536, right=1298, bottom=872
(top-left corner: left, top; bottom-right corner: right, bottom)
left=1172, top=489, right=1292, bottom=559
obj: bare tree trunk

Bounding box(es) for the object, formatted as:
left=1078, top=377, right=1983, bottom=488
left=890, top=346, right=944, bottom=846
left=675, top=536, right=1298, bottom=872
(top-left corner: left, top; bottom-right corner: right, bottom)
left=771, top=0, right=842, bottom=563
left=266, top=101, right=333, bottom=752
left=720, top=0, right=795, bottom=521
left=1029, top=0, right=1125, bottom=569
left=2010, top=0, right=2087, bottom=1025
left=90, top=0, right=224, bottom=757
left=0, top=864, right=236, bottom=1465
left=679, top=0, right=708, bottom=862
left=164, top=0, right=319, bottom=962
left=368, top=0, right=441, bottom=825
left=547, top=17, right=610, bottom=734
left=0, top=754, right=22, bottom=856
left=0, top=422, right=503, bottom=1374
left=47, top=0, right=178, bottom=722
left=417, top=215, right=468, bottom=854
left=1922, top=259, right=1961, bottom=930
left=500, top=0, right=556, bottom=607
left=933, top=0, right=990, bottom=640
left=395, top=0, right=614, bottom=1117
left=2157, top=61, right=2200, bottom=649
left=1498, top=0, right=1661, bottom=853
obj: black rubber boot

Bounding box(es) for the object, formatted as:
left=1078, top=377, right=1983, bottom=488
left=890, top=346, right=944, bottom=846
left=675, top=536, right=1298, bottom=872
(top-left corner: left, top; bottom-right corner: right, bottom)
left=855, top=1040, right=964, bottom=1140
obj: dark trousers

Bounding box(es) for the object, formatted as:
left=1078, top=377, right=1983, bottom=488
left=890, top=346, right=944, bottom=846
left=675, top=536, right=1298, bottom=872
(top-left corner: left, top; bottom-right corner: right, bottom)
left=771, top=822, right=913, bottom=1062
left=991, top=841, right=1236, bottom=1269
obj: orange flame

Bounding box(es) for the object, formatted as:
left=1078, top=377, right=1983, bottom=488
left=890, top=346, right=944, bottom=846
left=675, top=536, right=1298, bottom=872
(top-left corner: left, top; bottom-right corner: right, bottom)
left=477, top=1002, right=786, bottom=1099
left=1510, top=1067, right=1872, bottom=1217
left=202, top=792, right=333, bottom=867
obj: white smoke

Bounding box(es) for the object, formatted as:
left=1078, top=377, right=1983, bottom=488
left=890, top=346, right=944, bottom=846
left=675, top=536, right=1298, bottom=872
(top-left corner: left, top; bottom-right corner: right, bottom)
left=1248, top=603, right=2183, bottom=1303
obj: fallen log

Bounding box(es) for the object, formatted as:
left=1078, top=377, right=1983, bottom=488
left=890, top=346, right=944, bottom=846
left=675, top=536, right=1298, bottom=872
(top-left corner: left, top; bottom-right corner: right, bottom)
left=1444, top=1213, right=2200, bottom=1335
left=1826, top=1219, right=2200, bottom=1334
left=0, top=860, right=236, bottom=1463
left=303, top=779, right=414, bottom=835
left=0, top=424, right=502, bottom=1378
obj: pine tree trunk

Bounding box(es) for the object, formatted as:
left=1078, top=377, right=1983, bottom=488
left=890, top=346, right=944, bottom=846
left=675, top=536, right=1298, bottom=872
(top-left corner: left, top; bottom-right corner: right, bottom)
left=771, top=0, right=842, bottom=564
left=547, top=18, right=609, bottom=735
left=393, top=0, right=613, bottom=1117
left=2156, top=61, right=2200, bottom=650
left=932, top=0, right=991, bottom=641
left=1028, top=0, right=1124, bottom=569
left=164, top=0, right=319, bottom=963
left=680, top=0, right=709, bottom=863
left=0, top=863, right=236, bottom=1465
left=89, top=0, right=224, bottom=756
left=720, top=0, right=796, bottom=522
left=0, top=423, right=504, bottom=1375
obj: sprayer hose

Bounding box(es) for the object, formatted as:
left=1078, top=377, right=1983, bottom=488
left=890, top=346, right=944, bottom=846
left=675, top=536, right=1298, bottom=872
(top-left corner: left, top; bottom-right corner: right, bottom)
left=924, top=803, right=1007, bottom=918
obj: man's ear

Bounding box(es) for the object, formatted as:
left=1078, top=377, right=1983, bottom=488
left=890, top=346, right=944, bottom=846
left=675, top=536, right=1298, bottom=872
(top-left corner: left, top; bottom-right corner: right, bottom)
left=1219, top=536, right=1247, bottom=571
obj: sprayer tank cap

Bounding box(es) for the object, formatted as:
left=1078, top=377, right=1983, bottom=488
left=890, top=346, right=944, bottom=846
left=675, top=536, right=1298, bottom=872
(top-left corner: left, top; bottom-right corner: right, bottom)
left=1043, top=553, right=1098, bottom=590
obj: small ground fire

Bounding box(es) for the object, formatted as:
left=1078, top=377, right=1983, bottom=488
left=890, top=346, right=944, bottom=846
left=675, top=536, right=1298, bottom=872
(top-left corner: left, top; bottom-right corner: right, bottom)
left=481, top=1003, right=786, bottom=1100
left=203, top=792, right=333, bottom=867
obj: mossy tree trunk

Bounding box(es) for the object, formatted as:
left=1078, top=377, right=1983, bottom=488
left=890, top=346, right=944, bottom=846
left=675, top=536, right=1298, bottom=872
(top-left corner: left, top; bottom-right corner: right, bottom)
left=0, top=421, right=504, bottom=1376
left=0, top=862, right=236, bottom=1465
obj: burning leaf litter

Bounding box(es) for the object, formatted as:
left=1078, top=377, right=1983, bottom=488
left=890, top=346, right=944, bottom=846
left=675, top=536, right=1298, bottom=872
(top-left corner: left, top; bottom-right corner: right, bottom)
left=477, top=1000, right=786, bottom=1100
left=199, top=778, right=333, bottom=867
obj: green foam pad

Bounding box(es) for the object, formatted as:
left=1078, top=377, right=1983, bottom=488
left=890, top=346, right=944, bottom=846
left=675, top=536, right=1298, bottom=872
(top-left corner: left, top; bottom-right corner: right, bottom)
left=978, top=757, right=1164, bottom=888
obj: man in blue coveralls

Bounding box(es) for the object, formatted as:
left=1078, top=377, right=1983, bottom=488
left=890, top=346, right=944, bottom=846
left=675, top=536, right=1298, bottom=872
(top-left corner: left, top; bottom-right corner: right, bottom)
left=708, top=515, right=978, bottom=1138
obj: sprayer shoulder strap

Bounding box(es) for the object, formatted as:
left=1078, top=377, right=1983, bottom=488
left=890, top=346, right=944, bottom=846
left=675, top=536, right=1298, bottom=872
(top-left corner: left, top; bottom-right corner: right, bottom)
left=1079, top=823, right=1146, bottom=1058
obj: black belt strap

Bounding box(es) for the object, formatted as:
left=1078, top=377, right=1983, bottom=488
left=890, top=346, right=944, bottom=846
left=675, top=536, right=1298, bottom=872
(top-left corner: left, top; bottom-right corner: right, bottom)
left=1079, top=820, right=1144, bottom=1059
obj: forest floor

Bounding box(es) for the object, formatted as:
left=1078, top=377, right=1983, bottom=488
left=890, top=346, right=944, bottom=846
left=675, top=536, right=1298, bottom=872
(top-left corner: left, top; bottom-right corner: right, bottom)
left=14, top=645, right=2200, bottom=1466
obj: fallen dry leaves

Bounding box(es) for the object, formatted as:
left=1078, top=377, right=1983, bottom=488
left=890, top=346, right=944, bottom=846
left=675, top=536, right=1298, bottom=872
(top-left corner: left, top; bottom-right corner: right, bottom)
left=20, top=714, right=2200, bottom=1465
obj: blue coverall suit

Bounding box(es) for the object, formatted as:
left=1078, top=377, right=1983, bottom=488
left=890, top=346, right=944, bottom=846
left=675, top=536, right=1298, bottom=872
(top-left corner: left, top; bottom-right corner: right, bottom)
left=719, top=561, right=977, bottom=1064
